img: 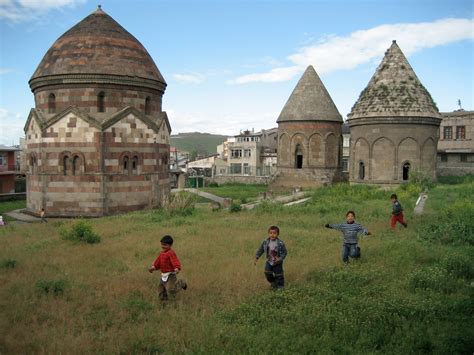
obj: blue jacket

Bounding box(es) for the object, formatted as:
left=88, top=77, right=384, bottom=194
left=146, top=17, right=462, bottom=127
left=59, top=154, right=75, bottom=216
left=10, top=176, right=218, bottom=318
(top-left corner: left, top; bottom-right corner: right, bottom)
left=255, top=238, right=287, bottom=264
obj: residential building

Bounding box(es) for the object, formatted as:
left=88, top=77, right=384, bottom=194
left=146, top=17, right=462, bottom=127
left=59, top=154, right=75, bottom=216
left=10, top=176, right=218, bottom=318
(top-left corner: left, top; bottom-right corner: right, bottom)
left=437, top=110, right=474, bottom=176
left=0, top=145, right=20, bottom=194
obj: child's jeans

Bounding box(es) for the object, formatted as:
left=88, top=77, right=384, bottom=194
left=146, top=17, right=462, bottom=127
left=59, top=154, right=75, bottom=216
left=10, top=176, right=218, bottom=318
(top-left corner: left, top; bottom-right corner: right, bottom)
left=342, top=243, right=360, bottom=263
left=391, top=212, right=407, bottom=230
left=264, top=261, right=284, bottom=289
left=158, top=273, right=186, bottom=301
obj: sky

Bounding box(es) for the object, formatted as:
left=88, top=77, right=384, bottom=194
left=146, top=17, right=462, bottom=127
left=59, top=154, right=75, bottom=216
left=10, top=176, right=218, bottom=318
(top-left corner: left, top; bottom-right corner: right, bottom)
left=0, top=0, right=473, bottom=146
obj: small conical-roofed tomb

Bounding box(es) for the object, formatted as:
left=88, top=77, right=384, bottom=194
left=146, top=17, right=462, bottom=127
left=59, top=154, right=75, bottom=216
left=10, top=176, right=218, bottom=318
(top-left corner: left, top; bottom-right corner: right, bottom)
left=24, top=6, right=171, bottom=217
left=272, top=65, right=343, bottom=188
left=347, top=41, right=442, bottom=186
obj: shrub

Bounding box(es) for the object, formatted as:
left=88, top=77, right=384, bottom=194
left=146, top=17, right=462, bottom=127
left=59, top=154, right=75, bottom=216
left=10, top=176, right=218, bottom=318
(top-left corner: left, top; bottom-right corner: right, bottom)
left=163, top=192, right=196, bottom=217
left=36, top=279, right=68, bottom=295
left=229, top=203, right=242, bottom=213
left=60, top=220, right=101, bottom=244
left=441, top=252, right=474, bottom=279
left=1, top=258, right=17, bottom=269
left=208, top=182, right=219, bottom=187
left=409, top=170, right=435, bottom=191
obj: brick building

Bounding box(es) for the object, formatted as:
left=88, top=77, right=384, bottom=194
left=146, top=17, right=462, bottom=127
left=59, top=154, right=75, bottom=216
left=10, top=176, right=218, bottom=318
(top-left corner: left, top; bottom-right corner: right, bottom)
left=273, top=65, right=343, bottom=188
left=24, top=6, right=171, bottom=217
left=348, top=41, right=442, bottom=185
left=0, top=145, right=20, bottom=194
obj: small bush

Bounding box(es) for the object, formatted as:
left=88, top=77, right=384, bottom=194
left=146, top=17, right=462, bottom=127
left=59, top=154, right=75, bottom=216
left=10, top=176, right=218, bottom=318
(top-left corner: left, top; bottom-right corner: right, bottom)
left=1, top=259, right=17, bottom=269
left=208, top=182, right=219, bottom=187
left=36, top=279, right=68, bottom=295
left=409, top=170, right=435, bottom=191
left=229, top=203, right=242, bottom=213
left=163, top=192, right=196, bottom=217
left=441, top=252, right=474, bottom=279
left=60, top=220, right=101, bottom=244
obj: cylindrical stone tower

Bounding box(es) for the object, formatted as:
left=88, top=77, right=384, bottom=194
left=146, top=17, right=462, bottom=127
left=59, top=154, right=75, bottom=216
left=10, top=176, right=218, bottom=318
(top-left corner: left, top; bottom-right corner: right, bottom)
left=347, top=40, right=442, bottom=186
left=24, top=6, right=171, bottom=217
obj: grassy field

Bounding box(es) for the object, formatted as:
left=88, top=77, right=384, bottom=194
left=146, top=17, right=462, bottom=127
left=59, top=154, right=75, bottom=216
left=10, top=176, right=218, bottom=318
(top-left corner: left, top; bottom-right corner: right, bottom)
left=201, top=183, right=271, bottom=203
left=0, top=178, right=473, bottom=353
left=0, top=200, right=26, bottom=222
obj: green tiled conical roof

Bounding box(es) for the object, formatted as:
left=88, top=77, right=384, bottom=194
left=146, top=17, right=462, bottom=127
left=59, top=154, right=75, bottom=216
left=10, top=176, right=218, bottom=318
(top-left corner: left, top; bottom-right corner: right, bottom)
left=349, top=41, right=440, bottom=119
left=277, top=65, right=342, bottom=123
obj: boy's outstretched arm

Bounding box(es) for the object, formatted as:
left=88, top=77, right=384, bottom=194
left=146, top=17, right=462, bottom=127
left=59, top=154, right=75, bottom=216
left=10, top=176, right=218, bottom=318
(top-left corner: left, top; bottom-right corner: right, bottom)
left=325, top=224, right=331, bottom=228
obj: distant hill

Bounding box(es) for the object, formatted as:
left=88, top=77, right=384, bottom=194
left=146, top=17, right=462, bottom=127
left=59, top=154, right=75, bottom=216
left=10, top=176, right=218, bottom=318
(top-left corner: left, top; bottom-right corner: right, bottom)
left=170, top=132, right=228, bottom=156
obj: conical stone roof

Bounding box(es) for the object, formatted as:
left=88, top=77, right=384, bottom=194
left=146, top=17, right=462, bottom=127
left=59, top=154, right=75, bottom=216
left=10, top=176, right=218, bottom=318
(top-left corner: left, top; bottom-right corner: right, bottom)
left=30, top=6, right=165, bottom=85
left=348, top=41, right=440, bottom=119
left=277, top=65, right=342, bottom=123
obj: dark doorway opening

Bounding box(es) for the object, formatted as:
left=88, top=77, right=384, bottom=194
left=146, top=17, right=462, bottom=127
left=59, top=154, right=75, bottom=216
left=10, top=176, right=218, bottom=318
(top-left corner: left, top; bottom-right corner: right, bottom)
left=402, top=162, right=410, bottom=181
left=295, top=144, right=303, bottom=169
left=359, top=161, right=365, bottom=180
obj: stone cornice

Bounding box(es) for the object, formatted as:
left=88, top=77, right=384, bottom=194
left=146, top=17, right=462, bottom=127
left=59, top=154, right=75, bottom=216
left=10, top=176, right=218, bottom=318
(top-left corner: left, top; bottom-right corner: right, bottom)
left=29, top=73, right=166, bottom=93
left=347, top=116, right=442, bottom=128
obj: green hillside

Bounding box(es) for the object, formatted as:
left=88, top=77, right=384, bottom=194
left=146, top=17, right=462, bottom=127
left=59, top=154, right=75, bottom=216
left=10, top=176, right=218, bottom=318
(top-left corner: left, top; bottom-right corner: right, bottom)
left=170, top=132, right=227, bottom=156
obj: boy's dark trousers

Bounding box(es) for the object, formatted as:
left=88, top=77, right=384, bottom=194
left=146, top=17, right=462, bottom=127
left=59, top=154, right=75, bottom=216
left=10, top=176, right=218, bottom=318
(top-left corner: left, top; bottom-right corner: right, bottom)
left=264, top=261, right=284, bottom=289
left=342, top=243, right=360, bottom=263
left=158, top=273, right=186, bottom=301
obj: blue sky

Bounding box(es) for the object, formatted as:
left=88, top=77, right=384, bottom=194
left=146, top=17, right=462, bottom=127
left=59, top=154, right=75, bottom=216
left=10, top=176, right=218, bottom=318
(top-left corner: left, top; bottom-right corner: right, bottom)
left=0, top=0, right=473, bottom=145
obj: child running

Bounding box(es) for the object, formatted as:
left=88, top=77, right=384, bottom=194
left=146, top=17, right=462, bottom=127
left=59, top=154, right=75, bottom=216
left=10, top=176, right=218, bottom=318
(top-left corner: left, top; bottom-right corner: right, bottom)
left=254, top=225, right=287, bottom=290
left=390, top=193, right=407, bottom=230
left=149, top=235, right=187, bottom=301
left=325, top=211, right=371, bottom=264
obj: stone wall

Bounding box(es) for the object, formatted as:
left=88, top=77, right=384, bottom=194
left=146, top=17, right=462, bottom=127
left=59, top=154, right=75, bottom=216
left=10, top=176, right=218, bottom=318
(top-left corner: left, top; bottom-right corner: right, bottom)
left=349, top=121, right=440, bottom=183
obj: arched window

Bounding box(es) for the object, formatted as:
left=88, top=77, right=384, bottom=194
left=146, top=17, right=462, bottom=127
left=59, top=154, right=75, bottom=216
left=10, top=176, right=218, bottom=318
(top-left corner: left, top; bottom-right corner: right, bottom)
left=145, top=97, right=151, bottom=115
left=359, top=161, right=365, bottom=180
left=402, top=162, right=411, bottom=181
left=63, top=156, right=69, bottom=176
left=72, top=156, right=81, bottom=176
left=97, top=92, right=105, bottom=113
left=132, top=156, right=138, bottom=174
left=123, top=156, right=129, bottom=174
left=48, top=93, right=56, bottom=114
left=295, top=144, right=303, bottom=169
left=30, top=155, right=38, bottom=174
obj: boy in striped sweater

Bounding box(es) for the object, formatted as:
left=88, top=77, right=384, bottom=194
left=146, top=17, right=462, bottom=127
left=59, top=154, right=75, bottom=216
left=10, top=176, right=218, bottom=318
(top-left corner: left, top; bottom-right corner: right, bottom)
left=325, top=211, right=371, bottom=264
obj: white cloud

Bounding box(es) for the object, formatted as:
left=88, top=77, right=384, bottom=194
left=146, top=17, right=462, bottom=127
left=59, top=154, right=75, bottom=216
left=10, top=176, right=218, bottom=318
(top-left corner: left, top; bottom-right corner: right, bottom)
left=230, top=18, right=474, bottom=84
left=0, top=0, right=85, bottom=22
left=0, top=108, right=25, bottom=145
left=0, top=68, right=14, bottom=75
left=172, top=73, right=205, bottom=84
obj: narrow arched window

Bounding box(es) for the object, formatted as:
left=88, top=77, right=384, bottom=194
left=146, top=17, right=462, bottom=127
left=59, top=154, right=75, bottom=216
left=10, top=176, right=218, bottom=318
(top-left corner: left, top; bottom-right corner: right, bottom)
left=72, top=156, right=81, bottom=176
left=123, top=156, right=129, bottom=174
left=97, top=92, right=105, bottom=113
left=145, top=97, right=151, bottom=115
left=63, top=156, right=69, bottom=176
left=48, top=93, right=56, bottom=114
left=295, top=144, right=303, bottom=169
left=132, top=156, right=138, bottom=174
left=402, top=162, right=410, bottom=181
left=359, top=161, right=365, bottom=180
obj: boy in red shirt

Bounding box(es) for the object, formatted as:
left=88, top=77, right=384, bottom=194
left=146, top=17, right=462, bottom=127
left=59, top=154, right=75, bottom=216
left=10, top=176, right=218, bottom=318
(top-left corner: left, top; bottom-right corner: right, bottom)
left=148, top=235, right=187, bottom=301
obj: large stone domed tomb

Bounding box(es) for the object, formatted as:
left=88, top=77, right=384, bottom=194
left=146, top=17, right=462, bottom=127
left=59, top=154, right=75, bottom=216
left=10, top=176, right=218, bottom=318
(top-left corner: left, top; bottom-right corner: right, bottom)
left=347, top=40, right=442, bottom=185
left=273, top=65, right=343, bottom=188
left=24, top=6, right=171, bottom=217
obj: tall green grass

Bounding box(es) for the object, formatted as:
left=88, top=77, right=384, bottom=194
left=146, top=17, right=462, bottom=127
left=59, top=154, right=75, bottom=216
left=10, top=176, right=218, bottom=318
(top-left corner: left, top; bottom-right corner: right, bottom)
left=0, top=178, right=472, bottom=353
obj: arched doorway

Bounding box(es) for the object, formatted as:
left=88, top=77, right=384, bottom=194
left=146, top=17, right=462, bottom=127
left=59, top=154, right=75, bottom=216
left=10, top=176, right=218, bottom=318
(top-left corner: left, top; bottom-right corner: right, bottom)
left=295, top=144, right=303, bottom=169
left=402, top=162, right=410, bottom=181
left=359, top=161, right=365, bottom=180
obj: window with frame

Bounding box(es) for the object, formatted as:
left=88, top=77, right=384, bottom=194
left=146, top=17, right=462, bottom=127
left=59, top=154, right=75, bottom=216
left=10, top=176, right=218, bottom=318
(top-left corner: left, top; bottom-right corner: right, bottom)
left=244, top=149, right=251, bottom=158
left=440, top=154, right=448, bottom=162
left=145, top=97, right=151, bottom=115
left=460, top=154, right=468, bottom=162
left=0, top=154, right=5, bottom=166
left=443, top=126, right=452, bottom=140
left=456, top=126, right=466, bottom=140
left=230, top=163, right=242, bottom=174
left=342, top=158, right=348, bottom=172
left=231, top=149, right=242, bottom=159
left=243, top=163, right=251, bottom=175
